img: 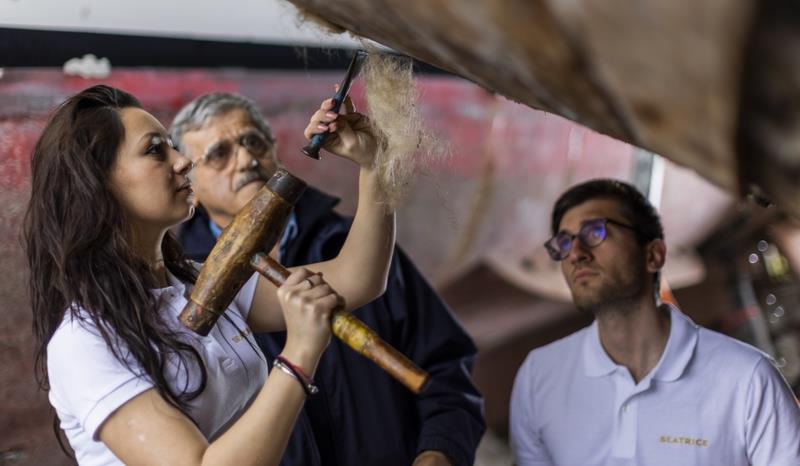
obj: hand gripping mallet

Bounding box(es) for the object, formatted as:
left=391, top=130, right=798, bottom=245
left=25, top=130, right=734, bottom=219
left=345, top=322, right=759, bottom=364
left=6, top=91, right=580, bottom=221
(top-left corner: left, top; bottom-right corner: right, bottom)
left=179, top=168, right=429, bottom=394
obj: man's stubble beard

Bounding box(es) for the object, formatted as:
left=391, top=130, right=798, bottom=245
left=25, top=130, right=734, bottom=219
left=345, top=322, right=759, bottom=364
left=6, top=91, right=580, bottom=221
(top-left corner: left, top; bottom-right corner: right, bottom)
left=572, top=259, right=648, bottom=318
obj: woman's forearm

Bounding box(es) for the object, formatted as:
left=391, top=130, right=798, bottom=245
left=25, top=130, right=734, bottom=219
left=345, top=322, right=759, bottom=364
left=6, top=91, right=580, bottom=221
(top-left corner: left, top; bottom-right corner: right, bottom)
left=201, top=347, right=317, bottom=466
left=248, top=167, right=395, bottom=332
left=318, top=166, right=395, bottom=310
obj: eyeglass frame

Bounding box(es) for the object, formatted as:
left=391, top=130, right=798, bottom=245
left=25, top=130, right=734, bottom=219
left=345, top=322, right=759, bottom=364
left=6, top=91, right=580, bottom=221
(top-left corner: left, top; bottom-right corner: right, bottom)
left=544, top=217, right=641, bottom=261
left=195, top=130, right=276, bottom=171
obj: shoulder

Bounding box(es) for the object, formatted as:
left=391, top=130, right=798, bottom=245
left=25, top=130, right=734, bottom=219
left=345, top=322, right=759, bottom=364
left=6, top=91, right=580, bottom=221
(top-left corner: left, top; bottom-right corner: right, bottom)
left=48, top=309, right=140, bottom=379
left=511, top=327, right=589, bottom=420
left=284, top=189, right=348, bottom=265
left=516, top=327, right=589, bottom=381
left=527, top=327, right=588, bottom=365
left=697, top=331, right=795, bottom=394
left=295, top=186, right=341, bottom=219
left=687, top=325, right=793, bottom=401
left=694, top=326, right=770, bottom=374
left=294, top=187, right=346, bottom=235
left=48, top=310, right=105, bottom=362
left=47, top=309, right=154, bottom=440
left=47, top=308, right=143, bottom=397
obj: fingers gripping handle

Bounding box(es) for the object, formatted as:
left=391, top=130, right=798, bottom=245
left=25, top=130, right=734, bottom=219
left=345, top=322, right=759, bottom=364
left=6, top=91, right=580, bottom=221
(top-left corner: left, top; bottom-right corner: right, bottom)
left=301, top=50, right=368, bottom=159
left=250, top=252, right=430, bottom=394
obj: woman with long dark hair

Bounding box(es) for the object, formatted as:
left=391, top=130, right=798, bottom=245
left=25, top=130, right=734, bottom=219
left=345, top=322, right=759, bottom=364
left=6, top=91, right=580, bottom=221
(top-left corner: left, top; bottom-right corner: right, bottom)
left=24, top=85, right=395, bottom=465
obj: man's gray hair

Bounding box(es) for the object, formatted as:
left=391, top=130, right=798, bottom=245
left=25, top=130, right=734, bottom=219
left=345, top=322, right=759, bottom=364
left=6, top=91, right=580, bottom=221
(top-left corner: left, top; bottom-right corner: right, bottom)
left=169, top=92, right=275, bottom=155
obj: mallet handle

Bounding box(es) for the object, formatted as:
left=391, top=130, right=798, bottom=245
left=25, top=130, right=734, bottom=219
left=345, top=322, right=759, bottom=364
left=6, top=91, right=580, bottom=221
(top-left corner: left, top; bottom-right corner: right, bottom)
left=250, top=252, right=430, bottom=394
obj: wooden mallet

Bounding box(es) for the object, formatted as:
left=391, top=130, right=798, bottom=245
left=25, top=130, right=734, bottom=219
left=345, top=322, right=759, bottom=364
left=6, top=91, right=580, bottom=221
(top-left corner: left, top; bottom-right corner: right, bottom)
left=179, top=168, right=429, bottom=394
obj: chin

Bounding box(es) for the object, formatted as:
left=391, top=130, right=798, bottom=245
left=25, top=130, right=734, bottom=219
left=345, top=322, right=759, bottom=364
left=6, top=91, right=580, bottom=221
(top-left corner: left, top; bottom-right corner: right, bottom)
left=570, top=284, right=606, bottom=311
left=169, top=204, right=194, bottom=226
left=237, top=182, right=265, bottom=204
left=572, top=294, right=599, bottom=312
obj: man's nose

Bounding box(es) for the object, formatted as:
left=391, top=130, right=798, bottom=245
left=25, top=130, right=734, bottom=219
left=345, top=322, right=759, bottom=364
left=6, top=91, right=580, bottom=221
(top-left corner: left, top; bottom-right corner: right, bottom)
left=566, top=236, right=591, bottom=263
left=235, top=143, right=259, bottom=171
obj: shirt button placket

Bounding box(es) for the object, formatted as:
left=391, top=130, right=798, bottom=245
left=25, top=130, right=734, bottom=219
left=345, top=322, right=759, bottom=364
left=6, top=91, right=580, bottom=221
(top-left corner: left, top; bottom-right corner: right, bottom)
left=617, top=398, right=637, bottom=458
left=612, top=371, right=637, bottom=459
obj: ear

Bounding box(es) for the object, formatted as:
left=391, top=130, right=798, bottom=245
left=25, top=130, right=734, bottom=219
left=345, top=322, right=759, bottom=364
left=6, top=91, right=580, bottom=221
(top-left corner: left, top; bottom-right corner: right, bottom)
left=646, top=238, right=666, bottom=273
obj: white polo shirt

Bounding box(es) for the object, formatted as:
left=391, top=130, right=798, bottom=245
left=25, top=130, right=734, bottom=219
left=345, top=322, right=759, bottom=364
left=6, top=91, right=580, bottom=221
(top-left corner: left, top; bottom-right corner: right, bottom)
left=47, top=270, right=265, bottom=466
left=510, top=305, right=800, bottom=466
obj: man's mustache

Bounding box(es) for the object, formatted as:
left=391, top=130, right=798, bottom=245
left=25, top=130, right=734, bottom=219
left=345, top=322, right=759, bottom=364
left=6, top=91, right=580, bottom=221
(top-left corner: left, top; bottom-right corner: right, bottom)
left=234, top=169, right=269, bottom=192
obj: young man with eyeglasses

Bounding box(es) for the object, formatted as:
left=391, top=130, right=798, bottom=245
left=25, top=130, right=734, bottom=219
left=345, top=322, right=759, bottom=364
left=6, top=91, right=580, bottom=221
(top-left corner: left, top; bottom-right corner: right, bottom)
left=169, top=93, right=485, bottom=466
left=510, top=179, right=799, bottom=466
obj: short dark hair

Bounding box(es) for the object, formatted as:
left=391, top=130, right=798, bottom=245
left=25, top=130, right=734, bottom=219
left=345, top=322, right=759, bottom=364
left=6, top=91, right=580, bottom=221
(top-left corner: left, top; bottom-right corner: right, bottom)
left=551, top=178, right=664, bottom=243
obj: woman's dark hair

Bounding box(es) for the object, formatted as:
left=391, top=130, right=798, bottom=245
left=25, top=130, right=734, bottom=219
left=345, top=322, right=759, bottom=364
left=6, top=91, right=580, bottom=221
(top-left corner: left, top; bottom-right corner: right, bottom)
left=24, top=85, right=205, bottom=426
left=551, top=178, right=664, bottom=243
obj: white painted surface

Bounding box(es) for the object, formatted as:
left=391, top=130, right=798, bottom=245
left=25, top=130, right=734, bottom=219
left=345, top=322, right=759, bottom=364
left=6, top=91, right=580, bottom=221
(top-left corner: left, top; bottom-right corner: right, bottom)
left=0, top=0, right=360, bottom=47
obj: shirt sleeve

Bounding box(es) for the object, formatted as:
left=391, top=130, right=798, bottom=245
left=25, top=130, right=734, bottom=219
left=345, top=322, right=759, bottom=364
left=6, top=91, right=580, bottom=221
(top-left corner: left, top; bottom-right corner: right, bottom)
left=284, top=209, right=485, bottom=465
left=510, top=352, right=555, bottom=466
left=745, top=357, right=800, bottom=466
left=385, top=250, right=485, bottom=466
left=47, top=317, right=153, bottom=440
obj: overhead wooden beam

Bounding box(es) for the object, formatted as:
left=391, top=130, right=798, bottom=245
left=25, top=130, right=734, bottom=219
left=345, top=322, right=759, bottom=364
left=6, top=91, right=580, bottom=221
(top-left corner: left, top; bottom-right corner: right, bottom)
left=287, top=0, right=800, bottom=217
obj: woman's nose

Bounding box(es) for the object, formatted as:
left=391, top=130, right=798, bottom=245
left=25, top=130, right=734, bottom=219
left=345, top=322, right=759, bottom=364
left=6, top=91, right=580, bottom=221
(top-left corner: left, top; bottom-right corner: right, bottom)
left=174, top=152, right=194, bottom=175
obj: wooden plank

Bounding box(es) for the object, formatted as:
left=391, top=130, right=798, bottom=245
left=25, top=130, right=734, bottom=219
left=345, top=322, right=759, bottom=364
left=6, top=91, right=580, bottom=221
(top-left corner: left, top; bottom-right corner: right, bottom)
left=288, top=0, right=800, bottom=217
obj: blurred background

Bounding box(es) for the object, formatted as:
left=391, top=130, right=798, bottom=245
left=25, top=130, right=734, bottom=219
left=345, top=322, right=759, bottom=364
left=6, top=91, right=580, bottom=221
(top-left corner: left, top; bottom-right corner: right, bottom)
left=2, top=1, right=799, bottom=464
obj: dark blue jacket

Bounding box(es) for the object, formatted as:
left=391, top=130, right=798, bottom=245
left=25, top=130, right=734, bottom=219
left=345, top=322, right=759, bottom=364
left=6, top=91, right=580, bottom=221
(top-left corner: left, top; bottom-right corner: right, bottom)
left=179, top=187, right=485, bottom=466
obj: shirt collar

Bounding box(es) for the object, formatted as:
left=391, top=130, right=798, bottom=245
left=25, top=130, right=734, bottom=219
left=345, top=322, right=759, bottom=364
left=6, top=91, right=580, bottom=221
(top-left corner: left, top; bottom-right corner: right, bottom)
left=582, top=319, right=617, bottom=377
left=650, top=304, right=698, bottom=382
left=208, top=218, right=223, bottom=238
left=582, top=304, right=699, bottom=382
left=150, top=267, right=186, bottom=297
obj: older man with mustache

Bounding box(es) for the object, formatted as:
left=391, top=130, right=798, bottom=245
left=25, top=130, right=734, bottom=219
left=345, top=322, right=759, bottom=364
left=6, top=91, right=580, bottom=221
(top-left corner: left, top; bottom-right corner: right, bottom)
left=170, top=92, right=485, bottom=466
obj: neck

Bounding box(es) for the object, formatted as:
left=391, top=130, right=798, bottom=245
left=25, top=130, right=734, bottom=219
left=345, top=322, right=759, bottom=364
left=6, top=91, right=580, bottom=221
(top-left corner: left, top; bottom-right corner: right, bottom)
left=595, top=295, right=670, bottom=383
left=131, top=226, right=169, bottom=287
left=208, top=211, right=233, bottom=230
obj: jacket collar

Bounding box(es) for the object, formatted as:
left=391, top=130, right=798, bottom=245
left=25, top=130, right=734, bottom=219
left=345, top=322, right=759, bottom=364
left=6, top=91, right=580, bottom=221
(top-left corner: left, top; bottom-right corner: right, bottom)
left=293, top=186, right=341, bottom=237
left=177, top=185, right=340, bottom=262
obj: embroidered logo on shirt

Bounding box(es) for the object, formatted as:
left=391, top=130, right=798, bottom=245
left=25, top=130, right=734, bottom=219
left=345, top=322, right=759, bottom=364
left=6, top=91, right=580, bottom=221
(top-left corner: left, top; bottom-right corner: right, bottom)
left=659, top=436, right=709, bottom=447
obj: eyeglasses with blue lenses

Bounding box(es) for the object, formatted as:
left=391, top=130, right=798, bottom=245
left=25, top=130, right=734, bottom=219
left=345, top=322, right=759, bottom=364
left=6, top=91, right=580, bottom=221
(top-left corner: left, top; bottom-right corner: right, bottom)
left=544, top=218, right=639, bottom=261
